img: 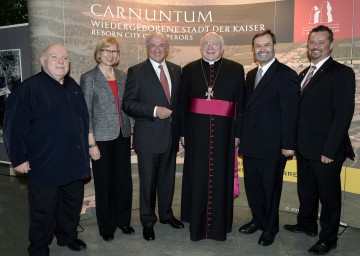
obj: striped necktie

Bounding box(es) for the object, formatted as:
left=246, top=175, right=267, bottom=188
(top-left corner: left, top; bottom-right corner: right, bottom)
left=301, top=66, right=317, bottom=91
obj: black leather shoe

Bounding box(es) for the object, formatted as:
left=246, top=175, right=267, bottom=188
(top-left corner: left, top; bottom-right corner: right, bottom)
left=143, top=226, right=155, bottom=241
left=64, top=239, right=87, bottom=251
left=160, top=216, right=184, bottom=229
left=308, top=240, right=337, bottom=255
left=119, top=226, right=135, bottom=234
left=284, top=224, right=317, bottom=237
left=258, top=231, right=275, bottom=246
left=239, top=221, right=262, bottom=234
left=101, top=234, right=114, bottom=241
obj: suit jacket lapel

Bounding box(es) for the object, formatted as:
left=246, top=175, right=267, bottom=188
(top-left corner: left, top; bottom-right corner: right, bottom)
left=145, top=59, right=171, bottom=105
left=300, top=57, right=333, bottom=95
left=114, top=69, right=124, bottom=100
left=166, top=61, right=178, bottom=102
left=166, top=62, right=175, bottom=91
left=145, top=59, right=163, bottom=87
left=299, top=67, right=309, bottom=84
left=246, top=60, right=279, bottom=107
left=94, top=66, right=114, bottom=97
left=166, top=62, right=180, bottom=105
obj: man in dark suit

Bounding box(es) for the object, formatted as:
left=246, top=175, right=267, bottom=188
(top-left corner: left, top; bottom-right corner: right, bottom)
left=122, top=31, right=184, bottom=241
left=284, top=25, right=355, bottom=255
left=238, top=29, right=300, bottom=246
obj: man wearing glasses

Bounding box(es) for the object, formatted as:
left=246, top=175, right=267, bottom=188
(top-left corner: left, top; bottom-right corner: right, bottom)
left=180, top=31, right=244, bottom=241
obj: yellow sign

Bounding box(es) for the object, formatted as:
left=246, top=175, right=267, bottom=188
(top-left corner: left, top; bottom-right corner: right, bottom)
left=238, top=158, right=360, bottom=194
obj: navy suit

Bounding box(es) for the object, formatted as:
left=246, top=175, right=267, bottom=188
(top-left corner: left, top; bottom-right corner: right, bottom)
left=239, top=59, right=300, bottom=233
left=122, top=58, right=181, bottom=226
left=296, top=57, right=355, bottom=244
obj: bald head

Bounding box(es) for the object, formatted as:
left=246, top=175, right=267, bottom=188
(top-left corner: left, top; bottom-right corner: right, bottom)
left=40, top=44, right=70, bottom=84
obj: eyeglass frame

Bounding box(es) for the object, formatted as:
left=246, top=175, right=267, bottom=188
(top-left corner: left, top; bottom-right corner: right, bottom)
left=200, top=41, right=223, bottom=48
left=101, top=49, right=120, bottom=55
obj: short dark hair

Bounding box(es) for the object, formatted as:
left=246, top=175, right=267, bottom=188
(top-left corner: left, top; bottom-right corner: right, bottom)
left=252, top=29, right=276, bottom=47
left=308, top=25, right=334, bottom=43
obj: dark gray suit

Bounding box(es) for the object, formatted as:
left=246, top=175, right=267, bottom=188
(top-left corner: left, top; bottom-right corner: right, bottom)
left=123, top=58, right=181, bottom=227
left=80, top=66, right=133, bottom=236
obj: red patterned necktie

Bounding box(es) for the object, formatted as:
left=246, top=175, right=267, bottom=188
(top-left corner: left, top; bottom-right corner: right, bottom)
left=158, top=65, right=170, bottom=103
left=302, top=66, right=317, bottom=91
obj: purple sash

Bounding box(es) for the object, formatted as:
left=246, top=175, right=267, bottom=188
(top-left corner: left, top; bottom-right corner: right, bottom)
left=189, top=97, right=236, bottom=117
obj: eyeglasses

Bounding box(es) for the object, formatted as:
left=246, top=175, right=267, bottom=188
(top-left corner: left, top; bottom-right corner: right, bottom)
left=201, top=41, right=223, bottom=48
left=101, top=49, right=119, bottom=55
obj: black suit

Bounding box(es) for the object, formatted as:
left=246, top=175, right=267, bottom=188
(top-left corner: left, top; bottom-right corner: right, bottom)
left=122, top=58, right=181, bottom=227
left=296, top=57, right=355, bottom=243
left=239, top=59, right=300, bottom=233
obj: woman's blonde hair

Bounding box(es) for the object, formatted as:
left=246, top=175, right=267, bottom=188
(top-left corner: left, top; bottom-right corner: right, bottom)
left=93, top=36, right=120, bottom=66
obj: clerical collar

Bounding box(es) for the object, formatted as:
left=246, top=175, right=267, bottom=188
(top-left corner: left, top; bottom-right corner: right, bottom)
left=202, top=57, right=222, bottom=65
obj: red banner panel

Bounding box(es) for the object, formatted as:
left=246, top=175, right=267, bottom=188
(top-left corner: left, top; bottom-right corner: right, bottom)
left=294, top=0, right=354, bottom=42
left=354, top=0, right=360, bottom=37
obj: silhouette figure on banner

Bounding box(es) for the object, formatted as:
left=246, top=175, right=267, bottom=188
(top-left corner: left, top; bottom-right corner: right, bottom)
left=309, top=1, right=333, bottom=24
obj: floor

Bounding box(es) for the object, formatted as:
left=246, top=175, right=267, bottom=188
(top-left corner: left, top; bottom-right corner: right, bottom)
left=1, top=163, right=360, bottom=256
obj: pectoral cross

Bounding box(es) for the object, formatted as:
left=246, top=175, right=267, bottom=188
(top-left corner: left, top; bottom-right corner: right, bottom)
left=205, top=87, right=214, bottom=100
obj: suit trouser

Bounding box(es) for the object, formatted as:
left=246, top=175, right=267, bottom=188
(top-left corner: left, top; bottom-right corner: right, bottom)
left=243, top=156, right=286, bottom=233
left=27, top=179, right=84, bottom=256
left=296, top=153, right=343, bottom=243
left=91, top=133, right=133, bottom=236
left=136, top=138, right=176, bottom=227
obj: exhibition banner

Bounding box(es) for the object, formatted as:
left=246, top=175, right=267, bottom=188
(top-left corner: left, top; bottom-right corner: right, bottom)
left=85, top=0, right=294, bottom=45
left=24, top=0, right=360, bottom=227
